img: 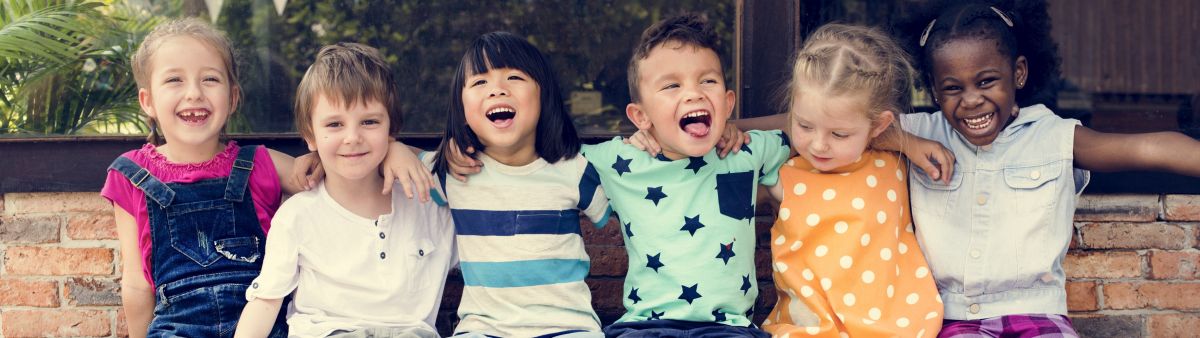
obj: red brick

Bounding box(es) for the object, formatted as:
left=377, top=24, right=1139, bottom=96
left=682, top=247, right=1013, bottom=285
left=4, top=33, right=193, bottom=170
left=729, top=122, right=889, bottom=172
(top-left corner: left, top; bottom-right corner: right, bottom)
left=1, top=309, right=110, bottom=337
left=5, top=192, right=110, bottom=214
left=1103, top=282, right=1200, bottom=310
left=582, top=216, right=623, bottom=246
left=117, top=308, right=128, bottom=337
left=67, top=212, right=118, bottom=240
left=1066, top=281, right=1098, bottom=311
left=4, top=246, right=113, bottom=276
left=0, top=214, right=61, bottom=244
left=1074, top=194, right=1160, bottom=222
left=586, top=245, right=628, bottom=277
left=1078, top=222, right=1192, bottom=250
left=1070, top=314, right=1145, bottom=338
left=1064, top=251, right=1142, bottom=279
left=1103, top=282, right=1147, bottom=309
left=1164, top=195, right=1200, bottom=221
left=585, top=278, right=625, bottom=313
left=1148, top=313, right=1200, bottom=338
left=1149, top=250, right=1200, bottom=280
left=65, top=277, right=121, bottom=306
left=0, top=278, right=58, bottom=307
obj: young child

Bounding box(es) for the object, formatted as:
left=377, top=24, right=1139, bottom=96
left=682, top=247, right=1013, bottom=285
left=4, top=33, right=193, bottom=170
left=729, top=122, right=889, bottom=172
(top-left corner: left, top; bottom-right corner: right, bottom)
left=758, top=23, right=942, bottom=338
left=234, top=43, right=455, bottom=338
left=903, top=1, right=1200, bottom=336
left=103, top=18, right=297, bottom=338
left=424, top=31, right=611, bottom=338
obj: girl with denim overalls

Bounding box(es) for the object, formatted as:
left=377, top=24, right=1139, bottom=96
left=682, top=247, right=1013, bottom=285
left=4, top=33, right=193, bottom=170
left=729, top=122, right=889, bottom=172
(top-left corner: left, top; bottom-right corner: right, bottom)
left=103, top=18, right=300, bottom=338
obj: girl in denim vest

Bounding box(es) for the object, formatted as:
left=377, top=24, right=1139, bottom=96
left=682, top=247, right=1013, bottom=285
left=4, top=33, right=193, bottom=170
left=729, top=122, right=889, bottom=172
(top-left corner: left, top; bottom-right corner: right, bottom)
left=900, top=1, right=1200, bottom=336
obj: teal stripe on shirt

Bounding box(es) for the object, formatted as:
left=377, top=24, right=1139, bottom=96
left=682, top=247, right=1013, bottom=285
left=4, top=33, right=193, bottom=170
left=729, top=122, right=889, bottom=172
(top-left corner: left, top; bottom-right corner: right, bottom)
left=460, top=259, right=590, bottom=288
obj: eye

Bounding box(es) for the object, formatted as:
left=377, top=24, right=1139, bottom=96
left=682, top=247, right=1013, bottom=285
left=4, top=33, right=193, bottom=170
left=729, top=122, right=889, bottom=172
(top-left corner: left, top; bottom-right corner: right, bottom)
left=164, top=76, right=181, bottom=84
left=978, top=77, right=998, bottom=87
left=797, top=123, right=813, bottom=131
left=470, top=79, right=486, bottom=87
left=362, top=119, right=381, bottom=126
left=661, top=83, right=680, bottom=91
left=701, top=78, right=719, bottom=85
left=940, top=85, right=962, bottom=93
left=507, top=74, right=526, bottom=81
left=203, top=76, right=221, bottom=83
left=832, top=132, right=850, bottom=139
left=325, top=121, right=342, bottom=128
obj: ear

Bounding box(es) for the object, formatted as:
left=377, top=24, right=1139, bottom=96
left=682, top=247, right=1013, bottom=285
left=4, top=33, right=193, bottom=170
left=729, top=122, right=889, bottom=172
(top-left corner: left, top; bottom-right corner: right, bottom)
left=229, top=85, right=240, bottom=114
left=304, top=135, right=317, bottom=152
left=723, top=89, right=736, bottom=118
left=870, top=110, right=896, bottom=138
left=138, top=88, right=155, bottom=119
left=625, top=103, right=653, bottom=130
left=1014, top=55, right=1028, bottom=89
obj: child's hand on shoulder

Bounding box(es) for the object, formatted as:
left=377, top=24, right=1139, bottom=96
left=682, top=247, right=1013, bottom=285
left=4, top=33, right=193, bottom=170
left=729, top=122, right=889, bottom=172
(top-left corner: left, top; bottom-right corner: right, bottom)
left=624, top=129, right=662, bottom=156
left=382, top=141, right=435, bottom=201
left=623, top=123, right=750, bottom=159
left=902, top=137, right=956, bottom=183
left=289, top=152, right=322, bottom=191
left=446, top=138, right=482, bottom=182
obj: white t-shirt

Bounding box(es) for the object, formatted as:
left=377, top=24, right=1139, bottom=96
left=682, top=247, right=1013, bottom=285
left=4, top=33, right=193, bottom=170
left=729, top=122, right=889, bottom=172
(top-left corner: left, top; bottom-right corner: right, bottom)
left=246, top=182, right=456, bottom=337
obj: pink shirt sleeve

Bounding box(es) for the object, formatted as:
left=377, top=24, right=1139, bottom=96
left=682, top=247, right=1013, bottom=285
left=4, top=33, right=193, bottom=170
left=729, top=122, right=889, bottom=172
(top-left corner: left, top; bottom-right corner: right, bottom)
left=100, top=154, right=155, bottom=287
left=248, top=146, right=282, bottom=234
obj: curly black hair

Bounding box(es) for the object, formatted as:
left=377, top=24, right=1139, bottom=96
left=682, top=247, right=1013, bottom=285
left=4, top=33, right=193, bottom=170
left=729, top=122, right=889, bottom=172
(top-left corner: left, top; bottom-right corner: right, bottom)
left=896, top=0, right=1061, bottom=109
left=627, top=13, right=723, bottom=103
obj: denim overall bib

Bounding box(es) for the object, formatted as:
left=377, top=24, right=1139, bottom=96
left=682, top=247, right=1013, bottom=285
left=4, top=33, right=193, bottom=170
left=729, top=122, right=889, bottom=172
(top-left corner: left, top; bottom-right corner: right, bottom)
left=110, top=146, right=287, bottom=337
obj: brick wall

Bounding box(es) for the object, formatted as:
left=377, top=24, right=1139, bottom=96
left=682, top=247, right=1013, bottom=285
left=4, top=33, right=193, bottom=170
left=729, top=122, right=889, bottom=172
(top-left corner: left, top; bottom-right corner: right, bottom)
left=2, top=192, right=1198, bottom=337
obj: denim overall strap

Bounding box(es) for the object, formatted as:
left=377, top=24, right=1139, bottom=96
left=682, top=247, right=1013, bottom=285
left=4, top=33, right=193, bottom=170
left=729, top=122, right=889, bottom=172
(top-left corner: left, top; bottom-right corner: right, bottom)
left=225, top=145, right=258, bottom=202
left=109, top=156, right=176, bottom=207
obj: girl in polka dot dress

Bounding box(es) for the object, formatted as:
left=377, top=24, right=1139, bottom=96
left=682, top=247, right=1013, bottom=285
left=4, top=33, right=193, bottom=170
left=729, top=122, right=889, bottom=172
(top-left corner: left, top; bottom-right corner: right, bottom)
left=760, top=24, right=944, bottom=337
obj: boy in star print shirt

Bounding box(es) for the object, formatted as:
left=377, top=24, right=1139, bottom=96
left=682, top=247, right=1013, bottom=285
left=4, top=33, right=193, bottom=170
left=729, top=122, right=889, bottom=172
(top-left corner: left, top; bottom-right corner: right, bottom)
left=582, top=14, right=792, bottom=338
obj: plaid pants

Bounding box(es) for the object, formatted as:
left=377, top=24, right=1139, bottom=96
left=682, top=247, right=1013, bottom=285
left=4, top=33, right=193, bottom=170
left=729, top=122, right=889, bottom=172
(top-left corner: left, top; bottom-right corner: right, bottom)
left=939, top=314, right=1077, bottom=338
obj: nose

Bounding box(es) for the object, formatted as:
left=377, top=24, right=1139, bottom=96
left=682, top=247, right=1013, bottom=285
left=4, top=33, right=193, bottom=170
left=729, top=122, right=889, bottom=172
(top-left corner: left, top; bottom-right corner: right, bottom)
left=343, top=125, right=363, bottom=144
left=810, top=134, right=831, bottom=153
left=184, top=80, right=203, bottom=101
left=683, top=84, right=706, bottom=103
left=488, top=82, right=509, bottom=98
left=961, top=90, right=984, bottom=109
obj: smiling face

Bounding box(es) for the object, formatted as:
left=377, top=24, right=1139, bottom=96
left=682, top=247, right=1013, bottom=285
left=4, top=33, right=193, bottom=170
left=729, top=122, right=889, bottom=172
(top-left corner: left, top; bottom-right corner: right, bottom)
left=306, top=95, right=391, bottom=183
left=789, top=88, right=890, bottom=172
left=460, top=66, right=542, bottom=159
left=139, top=36, right=236, bottom=150
left=627, top=42, right=734, bottom=159
left=929, top=38, right=1027, bottom=146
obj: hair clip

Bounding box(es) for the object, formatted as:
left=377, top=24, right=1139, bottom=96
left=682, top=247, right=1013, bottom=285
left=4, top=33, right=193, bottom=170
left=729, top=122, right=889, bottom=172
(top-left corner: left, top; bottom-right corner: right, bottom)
left=918, top=19, right=937, bottom=47
left=990, top=6, right=1014, bottom=27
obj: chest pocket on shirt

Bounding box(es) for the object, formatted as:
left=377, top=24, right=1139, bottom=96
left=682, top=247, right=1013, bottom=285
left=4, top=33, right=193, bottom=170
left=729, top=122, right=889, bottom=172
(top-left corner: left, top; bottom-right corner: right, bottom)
left=167, top=200, right=253, bottom=267
left=405, top=238, right=439, bottom=293
left=911, top=164, right=963, bottom=220
left=1005, top=161, right=1066, bottom=287
left=715, top=171, right=755, bottom=221
left=515, top=211, right=578, bottom=253
left=1003, top=162, right=1062, bottom=213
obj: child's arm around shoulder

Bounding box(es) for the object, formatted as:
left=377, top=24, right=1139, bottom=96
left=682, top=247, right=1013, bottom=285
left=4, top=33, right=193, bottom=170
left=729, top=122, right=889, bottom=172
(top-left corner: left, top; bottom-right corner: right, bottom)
left=235, top=194, right=309, bottom=338
left=1074, top=126, right=1200, bottom=176
left=270, top=141, right=434, bottom=200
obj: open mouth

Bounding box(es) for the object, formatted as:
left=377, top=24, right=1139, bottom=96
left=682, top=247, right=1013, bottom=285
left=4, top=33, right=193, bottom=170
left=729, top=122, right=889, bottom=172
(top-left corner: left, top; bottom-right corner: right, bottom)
left=962, top=112, right=995, bottom=130
left=486, top=106, right=516, bottom=127
left=679, top=110, right=712, bottom=137
left=176, top=109, right=210, bottom=124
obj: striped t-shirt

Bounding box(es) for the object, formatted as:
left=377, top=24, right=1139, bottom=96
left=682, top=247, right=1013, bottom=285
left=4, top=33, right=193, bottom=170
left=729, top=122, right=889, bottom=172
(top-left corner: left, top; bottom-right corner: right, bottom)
left=423, top=152, right=610, bottom=337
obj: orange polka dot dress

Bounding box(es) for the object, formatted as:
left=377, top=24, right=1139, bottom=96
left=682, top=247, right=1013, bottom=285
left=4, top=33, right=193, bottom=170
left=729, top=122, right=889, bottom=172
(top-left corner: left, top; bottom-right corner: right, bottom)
left=763, top=151, right=943, bottom=338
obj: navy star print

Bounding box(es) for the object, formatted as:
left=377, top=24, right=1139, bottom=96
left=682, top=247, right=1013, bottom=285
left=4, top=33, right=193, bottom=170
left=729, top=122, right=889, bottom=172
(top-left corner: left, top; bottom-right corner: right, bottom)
left=645, top=186, right=667, bottom=206
left=628, top=288, right=642, bottom=304
left=741, top=274, right=752, bottom=295
left=779, top=130, right=791, bottom=147
left=679, top=284, right=702, bottom=304
left=739, top=143, right=753, bottom=154
left=649, top=310, right=665, bottom=320
left=624, top=221, right=634, bottom=237
left=646, top=253, right=665, bottom=272
left=612, top=155, right=632, bottom=176
left=680, top=215, right=705, bottom=236
left=685, top=156, right=707, bottom=174
left=716, top=241, right=736, bottom=265
left=712, top=308, right=727, bottom=322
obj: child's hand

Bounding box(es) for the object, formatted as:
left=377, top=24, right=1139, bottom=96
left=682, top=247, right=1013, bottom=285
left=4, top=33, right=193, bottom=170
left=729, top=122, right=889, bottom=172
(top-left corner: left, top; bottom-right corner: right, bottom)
left=446, top=138, right=482, bottom=182
left=902, top=138, right=956, bottom=183
left=290, top=152, right=322, bottom=191
left=623, top=129, right=661, bottom=157
left=715, top=123, right=749, bottom=158
left=382, top=141, right=435, bottom=201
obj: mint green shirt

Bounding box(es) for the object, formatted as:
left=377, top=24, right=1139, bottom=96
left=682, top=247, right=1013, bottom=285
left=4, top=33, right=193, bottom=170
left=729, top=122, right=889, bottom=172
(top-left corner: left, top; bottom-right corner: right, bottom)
left=581, top=130, right=792, bottom=326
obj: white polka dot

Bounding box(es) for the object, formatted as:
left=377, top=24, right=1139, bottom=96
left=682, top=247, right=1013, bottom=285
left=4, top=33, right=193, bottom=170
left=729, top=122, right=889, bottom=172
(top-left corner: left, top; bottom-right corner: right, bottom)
left=839, top=256, right=853, bottom=269
left=907, top=223, right=915, bottom=233
left=806, top=213, right=821, bottom=226
left=896, top=265, right=902, bottom=276
left=774, top=235, right=786, bottom=246
left=937, top=295, right=943, bottom=303
left=898, top=243, right=909, bottom=254
left=815, top=245, right=829, bottom=257
left=806, top=326, right=820, bottom=335
left=875, top=159, right=886, bottom=167
left=793, top=183, right=807, bottom=196
left=851, top=198, right=865, bottom=210
left=897, top=317, right=910, bottom=328
left=780, top=208, right=791, bottom=221
left=876, top=211, right=887, bottom=224
left=764, top=318, right=773, bottom=326
left=790, top=240, right=803, bottom=251
left=863, top=319, right=876, bottom=325
left=918, top=329, right=926, bottom=338
left=895, top=226, right=900, bottom=238
left=835, top=221, right=849, bottom=233
left=887, top=189, right=897, bottom=202
left=916, top=266, right=929, bottom=278
left=880, top=248, right=893, bottom=261
left=787, top=159, right=795, bottom=166
left=836, top=313, right=845, bottom=322
left=868, top=308, right=882, bottom=320
left=896, top=169, right=904, bottom=180
left=887, top=285, right=894, bottom=298
left=775, top=262, right=789, bottom=273
left=840, top=172, right=850, bottom=176
left=784, top=288, right=796, bottom=296
left=926, top=311, right=939, bottom=320
left=800, top=285, right=814, bottom=297
left=822, top=189, right=837, bottom=200
left=843, top=293, right=856, bottom=306
left=802, top=268, right=814, bottom=281
left=820, top=278, right=832, bottom=290
left=866, top=175, right=878, bottom=187
left=906, top=293, right=920, bottom=305
left=860, top=233, right=871, bottom=246
left=840, top=333, right=849, bottom=338
left=862, top=270, right=875, bottom=284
